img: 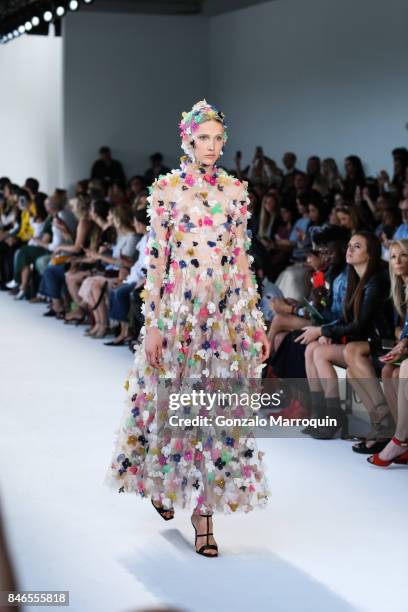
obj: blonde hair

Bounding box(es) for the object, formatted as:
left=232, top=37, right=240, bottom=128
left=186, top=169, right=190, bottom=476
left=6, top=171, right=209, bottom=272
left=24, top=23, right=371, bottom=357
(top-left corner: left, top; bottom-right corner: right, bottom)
left=389, top=239, right=408, bottom=317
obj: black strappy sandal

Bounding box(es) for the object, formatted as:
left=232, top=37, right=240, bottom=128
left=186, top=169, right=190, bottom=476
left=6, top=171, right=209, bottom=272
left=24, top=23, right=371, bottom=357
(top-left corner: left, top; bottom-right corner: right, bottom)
left=191, top=513, right=219, bottom=558
left=151, top=498, right=174, bottom=521
left=352, top=439, right=390, bottom=454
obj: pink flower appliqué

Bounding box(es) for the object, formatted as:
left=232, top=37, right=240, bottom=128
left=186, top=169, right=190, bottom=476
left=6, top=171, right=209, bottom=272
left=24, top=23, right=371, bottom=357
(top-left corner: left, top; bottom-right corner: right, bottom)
left=220, top=342, right=232, bottom=353
left=204, top=175, right=217, bottom=186
left=185, top=174, right=195, bottom=187
left=243, top=466, right=252, bottom=478
left=254, top=330, right=263, bottom=341
left=203, top=217, right=213, bottom=226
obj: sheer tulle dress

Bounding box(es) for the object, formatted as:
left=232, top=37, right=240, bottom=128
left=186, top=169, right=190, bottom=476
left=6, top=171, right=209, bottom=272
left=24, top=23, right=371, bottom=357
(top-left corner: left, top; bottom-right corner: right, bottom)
left=105, top=157, right=271, bottom=514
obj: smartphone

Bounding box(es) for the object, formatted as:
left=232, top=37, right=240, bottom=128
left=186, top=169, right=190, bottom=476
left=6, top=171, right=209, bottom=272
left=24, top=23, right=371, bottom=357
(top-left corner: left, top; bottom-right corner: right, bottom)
left=381, top=339, right=395, bottom=351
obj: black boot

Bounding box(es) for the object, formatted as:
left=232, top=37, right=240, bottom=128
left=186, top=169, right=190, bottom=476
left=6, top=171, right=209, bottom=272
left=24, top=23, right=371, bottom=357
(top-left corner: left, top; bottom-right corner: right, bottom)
left=302, top=390, right=326, bottom=436
left=310, top=396, right=348, bottom=440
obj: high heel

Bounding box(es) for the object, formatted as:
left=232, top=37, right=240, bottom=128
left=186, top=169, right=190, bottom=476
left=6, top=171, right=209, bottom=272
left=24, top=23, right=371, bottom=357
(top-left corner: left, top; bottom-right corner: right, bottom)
left=352, top=439, right=390, bottom=454
left=191, top=513, right=218, bottom=558
left=151, top=498, right=174, bottom=521
left=64, top=311, right=86, bottom=326
left=90, top=326, right=109, bottom=339
left=367, top=436, right=408, bottom=467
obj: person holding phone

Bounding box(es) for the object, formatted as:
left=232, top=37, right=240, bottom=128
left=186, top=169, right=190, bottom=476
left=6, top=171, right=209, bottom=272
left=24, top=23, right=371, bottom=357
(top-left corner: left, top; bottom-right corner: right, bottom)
left=366, top=240, right=408, bottom=466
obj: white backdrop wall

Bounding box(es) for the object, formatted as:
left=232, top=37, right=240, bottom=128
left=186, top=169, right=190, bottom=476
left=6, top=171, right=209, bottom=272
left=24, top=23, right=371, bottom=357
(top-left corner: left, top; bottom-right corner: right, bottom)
left=63, top=12, right=209, bottom=190
left=0, top=34, right=62, bottom=193
left=209, top=0, right=408, bottom=176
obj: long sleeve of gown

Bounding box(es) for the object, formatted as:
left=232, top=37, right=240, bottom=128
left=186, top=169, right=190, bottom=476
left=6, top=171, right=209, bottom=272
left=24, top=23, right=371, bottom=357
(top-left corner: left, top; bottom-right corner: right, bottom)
left=141, top=181, right=171, bottom=330
left=233, top=182, right=267, bottom=332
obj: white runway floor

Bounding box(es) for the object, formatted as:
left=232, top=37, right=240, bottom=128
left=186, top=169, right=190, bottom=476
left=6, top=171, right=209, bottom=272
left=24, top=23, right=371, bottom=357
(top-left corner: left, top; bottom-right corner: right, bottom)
left=1, top=292, right=408, bottom=612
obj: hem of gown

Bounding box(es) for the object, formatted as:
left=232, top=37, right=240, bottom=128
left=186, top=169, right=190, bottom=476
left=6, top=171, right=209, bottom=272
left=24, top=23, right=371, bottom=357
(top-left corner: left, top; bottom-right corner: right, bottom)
left=103, top=473, right=270, bottom=515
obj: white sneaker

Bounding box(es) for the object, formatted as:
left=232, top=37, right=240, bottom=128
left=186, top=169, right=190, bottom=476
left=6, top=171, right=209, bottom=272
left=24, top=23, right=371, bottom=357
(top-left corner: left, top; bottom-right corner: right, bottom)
left=14, top=289, right=25, bottom=300
left=6, top=280, right=18, bottom=289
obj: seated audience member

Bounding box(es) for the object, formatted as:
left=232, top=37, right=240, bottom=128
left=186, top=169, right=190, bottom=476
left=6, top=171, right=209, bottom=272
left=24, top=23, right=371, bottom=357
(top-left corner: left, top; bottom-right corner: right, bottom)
left=394, top=198, right=408, bottom=239
left=64, top=199, right=115, bottom=324
left=281, top=170, right=309, bottom=210
left=39, top=195, right=86, bottom=317
left=104, top=207, right=149, bottom=346
left=143, top=152, right=170, bottom=186
left=335, top=204, right=363, bottom=234
left=7, top=193, right=48, bottom=299
left=276, top=192, right=327, bottom=301
left=68, top=180, right=89, bottom=216
left=1, top=186, right=43, bottom=289
left=0, top=182, right=19, bottom=287
left=247, top=146, right=277, bottom=188
left=269, top=225, right=349, bottom=351
left=132, top=189, right=148, bottom=211
left=342, top=155, right=366, bottom=201
left=91, top=146, right=126, bottom=185
left=128, top=176, right=145, bottom=202
left=345, top=240, right=408, bottom=461
left=108, top=180, right=127, bottom=207
left=78, top=205, right=138, bottom=338
left=321, top=158, right=343, bottom=197
left=296, top=232, right=392, bottom=439
left=255, top=191, right=282, bottom=252
left=280, top=152, right=300, bottom=197
left=306, top=156, right=329, bottom=197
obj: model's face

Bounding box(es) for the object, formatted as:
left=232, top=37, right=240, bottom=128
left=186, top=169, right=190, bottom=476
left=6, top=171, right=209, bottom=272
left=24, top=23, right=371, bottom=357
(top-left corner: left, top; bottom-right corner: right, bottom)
left=390, top=244, right=408, bottom=277
left=192, top=120, right=224, bottom=166
left=346, top=235, right=368, bottom=266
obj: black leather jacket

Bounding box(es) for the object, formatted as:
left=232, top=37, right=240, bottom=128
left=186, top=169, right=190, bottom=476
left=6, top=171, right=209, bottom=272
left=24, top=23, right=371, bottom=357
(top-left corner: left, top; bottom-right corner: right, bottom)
left=321, top=270, right=393, bottom=343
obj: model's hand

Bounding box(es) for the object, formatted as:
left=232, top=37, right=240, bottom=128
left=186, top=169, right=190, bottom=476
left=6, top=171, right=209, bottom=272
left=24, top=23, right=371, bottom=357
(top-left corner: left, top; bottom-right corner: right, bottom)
left=145, top=328, right=163, bottom=369
left=257, top=328, right=270, bottom=362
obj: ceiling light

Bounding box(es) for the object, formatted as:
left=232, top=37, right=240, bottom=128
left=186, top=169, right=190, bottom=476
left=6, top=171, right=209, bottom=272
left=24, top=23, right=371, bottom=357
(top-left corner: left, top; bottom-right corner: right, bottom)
left=56, top=6, right=65, bottom=17
left=69, top=0, right=79, bottom=10
left=31, top=16, right=40, bottom=27
left=25, top=21, right=33, bottom=31
left=43, top=10, right=53, bottom=22
left=18, top=25, right=26, bottom=34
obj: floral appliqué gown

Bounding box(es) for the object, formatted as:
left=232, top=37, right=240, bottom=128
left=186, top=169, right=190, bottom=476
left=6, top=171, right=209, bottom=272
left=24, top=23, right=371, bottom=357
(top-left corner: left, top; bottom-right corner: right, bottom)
left=105, top=158, right=271, bottom=514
